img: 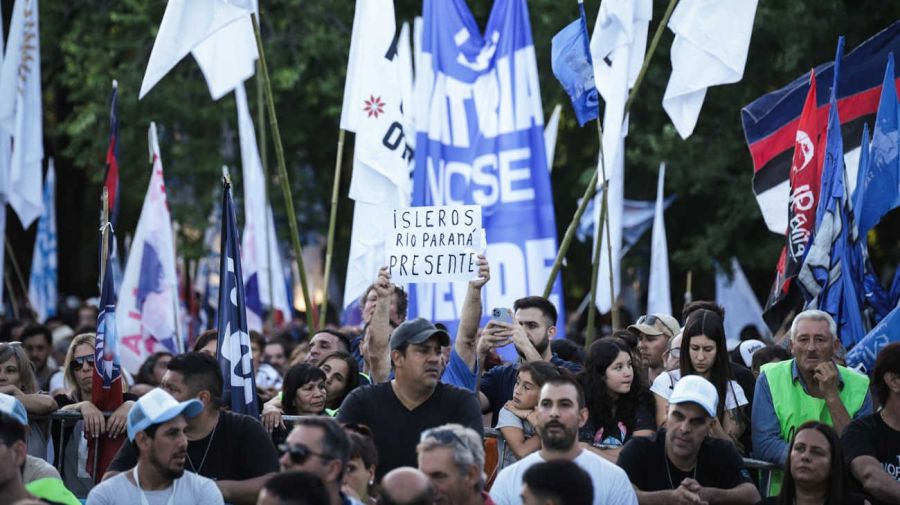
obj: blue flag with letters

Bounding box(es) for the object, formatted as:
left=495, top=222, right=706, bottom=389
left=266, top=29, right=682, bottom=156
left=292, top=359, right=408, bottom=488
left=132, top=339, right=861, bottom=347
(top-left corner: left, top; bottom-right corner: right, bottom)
left=847, top=303, right=900, bottom=374
left=551, top=1, right=599, bottom=126
left=216, top=177, right=259, bottom=417
left=410, top=0, right=565, bottom=357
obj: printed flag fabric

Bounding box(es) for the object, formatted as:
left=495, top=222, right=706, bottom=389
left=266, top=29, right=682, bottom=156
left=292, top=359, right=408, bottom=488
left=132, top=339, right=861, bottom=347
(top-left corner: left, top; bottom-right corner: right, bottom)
left=88, top=222, right=124, bottom=481
left=411, top=0, right=565, bottom=355
left=235, top=83, right=292, bottom=329
left=742, top=20, right=900, bottom=234
left=105, top=83, right=121, bottom=225
left=194, top=201, right=222, bottom=334
left=847, top=303, right=900, bottom=374
left=341, top=0, right=413, bottom=309
left=117, top=124, right=181, bottom=374
left=590, top=0, right=652, bottom=314
left=27, top=159, right=57, bottom=322
left=716, top=258, right=770, bottom=350
left=855, top=52, right=900, bottom=235
left=662, top=0, right=758, bottom=139
left=647, top=163, right=671, bottom=316
left=140, top=0, right=257, bottom=100
left=551, top=1, right=599, bottom=126
left=0, top=0, right=44, bottom=227
left=544, top=104, right=562, bottom=171
left=217, top=178, right=259, bottom=417
left=796, top=39, right=866, bottom=348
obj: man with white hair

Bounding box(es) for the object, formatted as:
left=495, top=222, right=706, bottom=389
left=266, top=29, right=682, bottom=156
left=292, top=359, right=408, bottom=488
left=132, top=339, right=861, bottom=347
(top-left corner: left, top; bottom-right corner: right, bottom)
left=751, top=309, right=873, bottom=495
left=417, top=424, right=490, bottom=505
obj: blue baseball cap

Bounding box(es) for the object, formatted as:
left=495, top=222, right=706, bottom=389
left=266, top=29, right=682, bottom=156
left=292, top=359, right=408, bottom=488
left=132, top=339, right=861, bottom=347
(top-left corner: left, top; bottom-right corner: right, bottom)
left=0, top=393, right=28, bottom=426
left=127, top=388, right=203, bottom=441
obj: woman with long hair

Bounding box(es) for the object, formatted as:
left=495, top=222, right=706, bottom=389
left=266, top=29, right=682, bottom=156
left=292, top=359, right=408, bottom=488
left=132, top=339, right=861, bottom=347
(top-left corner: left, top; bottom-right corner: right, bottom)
left=578, top=338, right=655, bottom=463
left=0, top=342, right=57, bottom=457
left=130, top=351, right=173, bottom=396
left=758, top=421, right=865, bottom=505
left=651, top=309, right=749, bottom=446
left=320, top=351, right=360, bottom=414
left=282, top=363, right=327, bottom=416
left=53, top=333, right=134, bottom=496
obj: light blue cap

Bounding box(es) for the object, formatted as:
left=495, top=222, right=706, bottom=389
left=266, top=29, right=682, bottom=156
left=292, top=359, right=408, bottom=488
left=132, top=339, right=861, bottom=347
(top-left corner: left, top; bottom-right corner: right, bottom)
left=0, top=392, right=28, bottom=426
left=126, top=388, right=203, bottom=441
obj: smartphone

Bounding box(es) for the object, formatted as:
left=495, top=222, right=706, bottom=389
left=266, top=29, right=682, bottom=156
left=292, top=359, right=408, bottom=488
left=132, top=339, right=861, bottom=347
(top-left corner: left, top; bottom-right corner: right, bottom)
left=490, top=307, right=513, bottom=324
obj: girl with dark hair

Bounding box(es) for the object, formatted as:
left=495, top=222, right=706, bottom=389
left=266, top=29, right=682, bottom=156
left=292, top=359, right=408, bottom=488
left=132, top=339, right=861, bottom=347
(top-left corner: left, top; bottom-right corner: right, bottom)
left=282, top=363, right=327, bottom=416
left=131, top=351, right=173, bottom=396
left=320, top=351, right=361, bottom=415
left=577, top=338, right=656, bottom=463
left=651, top=309, right=749, bottom=446
left=757, top=421, right=865, bottom=505
left=497, top=360, right=562, bottom=465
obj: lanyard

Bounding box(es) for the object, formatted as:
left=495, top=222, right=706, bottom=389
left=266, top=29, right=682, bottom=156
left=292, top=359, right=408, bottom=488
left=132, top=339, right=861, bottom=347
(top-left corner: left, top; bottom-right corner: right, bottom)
left=133, top=464, right=178, bottom=505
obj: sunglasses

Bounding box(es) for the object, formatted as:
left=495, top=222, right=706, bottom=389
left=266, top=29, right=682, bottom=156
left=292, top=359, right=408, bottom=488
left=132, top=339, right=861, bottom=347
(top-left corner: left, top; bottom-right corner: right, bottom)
left=421, top=428, right=466, bottom=447
left=637, top=315, right=660, bottom=326
left=70, top=355, right=95, bottom=370
left=667, top=348, right=681, bottom=359
left=278, top=443, right=331, bottom=465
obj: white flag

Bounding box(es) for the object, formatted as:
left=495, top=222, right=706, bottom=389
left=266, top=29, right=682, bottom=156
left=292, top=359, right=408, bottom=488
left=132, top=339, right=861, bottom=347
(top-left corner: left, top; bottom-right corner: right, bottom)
left=647, top=163, right=671, bottom=316
left=140, top=0, right=258, bottom=100
left=397, top=21, right=415, bottom=151
left=716, top=257, right=770, bottom=350
left=662, top=0, right=758, bottom=139
left=590, top=0, right=652, bottom=313
left=544, top=104, right=562, bottom=172
left=235, top=83, right=291, bottom=329
left=0, top=0, right=44, bottom=227
left=341, top=0, right=413, bottom=308
left=117, top=123, right=181, bottom=374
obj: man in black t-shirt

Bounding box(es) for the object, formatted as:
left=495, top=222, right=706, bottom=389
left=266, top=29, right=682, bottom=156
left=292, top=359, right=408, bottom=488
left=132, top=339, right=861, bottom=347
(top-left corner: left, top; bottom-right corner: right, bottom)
left=618, top=375, right=759, bottom=505
left=102, top=353, right=279, bottom=505
left=842, top=342, right=900, bottom=505
left=338, top=318, right=483, bottom=479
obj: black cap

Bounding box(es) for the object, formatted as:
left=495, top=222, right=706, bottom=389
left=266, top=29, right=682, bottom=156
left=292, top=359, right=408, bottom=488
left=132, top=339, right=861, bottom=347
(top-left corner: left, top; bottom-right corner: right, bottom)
left=389, top=317, right=450, bottom=350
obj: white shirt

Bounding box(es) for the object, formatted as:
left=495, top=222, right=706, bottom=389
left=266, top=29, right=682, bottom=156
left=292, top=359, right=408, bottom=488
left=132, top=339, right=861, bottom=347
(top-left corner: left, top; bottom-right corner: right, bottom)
left=651, top=369, right=748, bottom=410
left=85, top=468, right=224, bottom=505
left=489, top=449, right=637, bottom=505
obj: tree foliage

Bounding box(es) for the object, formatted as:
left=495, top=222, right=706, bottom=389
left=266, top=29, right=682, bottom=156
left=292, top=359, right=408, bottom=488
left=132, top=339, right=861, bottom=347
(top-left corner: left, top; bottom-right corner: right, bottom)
left=16, top=0, right=900, bottom=318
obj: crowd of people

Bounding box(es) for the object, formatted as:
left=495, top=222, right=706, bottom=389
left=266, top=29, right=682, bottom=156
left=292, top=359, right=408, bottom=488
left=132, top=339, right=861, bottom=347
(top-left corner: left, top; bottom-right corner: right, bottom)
left=0, top=257, right=899, bottom=505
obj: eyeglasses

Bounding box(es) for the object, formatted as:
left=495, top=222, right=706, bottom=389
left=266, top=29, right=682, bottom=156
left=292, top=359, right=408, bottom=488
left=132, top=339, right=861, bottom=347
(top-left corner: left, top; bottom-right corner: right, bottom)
left=278, top=443, right=331, bottom=465
left=667, top=348, right=681, bottom=359
left=69, top=355, right=95, bottom=370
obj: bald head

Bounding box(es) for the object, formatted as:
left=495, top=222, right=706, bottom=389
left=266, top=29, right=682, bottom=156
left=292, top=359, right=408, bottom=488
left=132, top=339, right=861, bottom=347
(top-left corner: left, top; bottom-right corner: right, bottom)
left=379, top=467, right=433, bottom=505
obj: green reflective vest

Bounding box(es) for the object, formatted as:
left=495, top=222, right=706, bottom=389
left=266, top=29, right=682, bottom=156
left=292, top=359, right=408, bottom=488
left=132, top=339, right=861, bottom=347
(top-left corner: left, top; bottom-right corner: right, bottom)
left=761, top=359, right=869, bottom=496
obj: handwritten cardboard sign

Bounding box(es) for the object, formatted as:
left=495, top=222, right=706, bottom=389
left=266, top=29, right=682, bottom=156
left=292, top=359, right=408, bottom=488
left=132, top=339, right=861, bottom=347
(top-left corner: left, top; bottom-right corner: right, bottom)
left=385, top=205, right=485, bottom=283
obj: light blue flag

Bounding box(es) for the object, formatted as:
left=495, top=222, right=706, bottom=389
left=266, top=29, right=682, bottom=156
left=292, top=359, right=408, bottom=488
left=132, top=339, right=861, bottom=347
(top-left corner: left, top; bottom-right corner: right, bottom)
left=856, top=52, right=900, bottom=235
left=551, top=1, right=599, bottom=126
left=797, top=37, right=866, bottom=348
left=846, top=303, right=900, bottom=374
left=411, top=0, right=565, bottom=358
left=27, top=160, right=56, bottom=322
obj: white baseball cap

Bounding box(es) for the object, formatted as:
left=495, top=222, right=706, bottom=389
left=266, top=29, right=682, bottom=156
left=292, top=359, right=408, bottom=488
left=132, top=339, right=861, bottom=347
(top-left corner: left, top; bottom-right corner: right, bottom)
left=0, top=393, right=28, bottom=426
left=127, top=388, right=202, bottom=441
left=669, top=375, right=718, bottom=417
left=738, top=340, right=766, bottom=368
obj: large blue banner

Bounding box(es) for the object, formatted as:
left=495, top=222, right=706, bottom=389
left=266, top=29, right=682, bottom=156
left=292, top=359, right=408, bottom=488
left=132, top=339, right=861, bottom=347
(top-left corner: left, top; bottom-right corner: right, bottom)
left=410, top=0, right=565, bottom=357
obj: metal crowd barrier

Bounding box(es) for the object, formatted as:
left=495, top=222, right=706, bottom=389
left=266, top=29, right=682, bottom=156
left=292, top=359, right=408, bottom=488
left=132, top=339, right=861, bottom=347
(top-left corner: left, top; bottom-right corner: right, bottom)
left=31, top=410, right=109, bottom=499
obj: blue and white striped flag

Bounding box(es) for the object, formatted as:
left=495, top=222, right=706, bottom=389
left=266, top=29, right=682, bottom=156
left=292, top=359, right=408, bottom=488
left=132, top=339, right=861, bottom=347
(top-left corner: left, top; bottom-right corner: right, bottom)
left=28, top=159, right=57, bottom=322
left=216, top=175, right=258, bottom=417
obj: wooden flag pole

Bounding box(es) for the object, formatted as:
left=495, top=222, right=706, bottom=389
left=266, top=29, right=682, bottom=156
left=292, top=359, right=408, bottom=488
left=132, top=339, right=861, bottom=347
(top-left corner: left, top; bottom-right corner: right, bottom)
left=544, top=0, right=679, bottom=327
left=4, top=239, right=33, bottom=318
left=100, top=188, right=110, bottom=288
left=584, top=184, right=608, bottom=347
left=251, top=14, right=316, bottom=331
left=319, top=129, right=346, bottom=329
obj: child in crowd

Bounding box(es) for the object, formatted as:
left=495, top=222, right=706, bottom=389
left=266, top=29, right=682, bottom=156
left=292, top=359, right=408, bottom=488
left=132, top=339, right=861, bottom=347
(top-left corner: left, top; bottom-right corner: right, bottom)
left=496, top=361, right=562, bottom=466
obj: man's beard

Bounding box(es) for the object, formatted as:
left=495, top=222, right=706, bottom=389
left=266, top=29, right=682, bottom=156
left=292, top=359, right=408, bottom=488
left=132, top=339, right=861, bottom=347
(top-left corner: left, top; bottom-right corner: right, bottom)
left=150, top=450, right=186, bottom=481
left=539, top=421, right=577, bottom=451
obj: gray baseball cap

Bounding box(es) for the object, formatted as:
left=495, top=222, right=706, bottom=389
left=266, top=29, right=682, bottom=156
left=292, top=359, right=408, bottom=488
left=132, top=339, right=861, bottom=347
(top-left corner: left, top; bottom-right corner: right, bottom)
left=389, top=317, right=450, bottom=350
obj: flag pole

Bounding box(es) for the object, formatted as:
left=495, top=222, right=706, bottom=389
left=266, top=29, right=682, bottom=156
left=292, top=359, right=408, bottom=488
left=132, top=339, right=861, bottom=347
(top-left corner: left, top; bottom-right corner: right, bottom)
left=4, top=272, right=18, bottom=319
left=250, top=13, right=316, bottom=331
left=100, top=188, right=109, bottom=288
left=684, top=270, right=693, bottom=306
left=585, top=185, right=608, bottom=347
left=544, top=0, right=679, bottom=326
left=5, top=239, right=33, bottom=317
left=319, top=129, right=346, bottom=329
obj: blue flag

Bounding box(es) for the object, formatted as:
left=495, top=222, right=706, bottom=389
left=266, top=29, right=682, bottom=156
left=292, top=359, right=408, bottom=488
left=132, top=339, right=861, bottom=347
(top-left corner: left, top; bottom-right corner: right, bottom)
left=846, top=303, right=900, bottom=374
left=856, top=52, right=900, bottom=235
left=551, top=2, right=599, bottom=126
left=216, top=177, right=259, bottom=417
left=797, top=38, right=866, bottom=348
left=27, top=160, right=57, bottom=322
left=410, top=0, right=565, bottom=357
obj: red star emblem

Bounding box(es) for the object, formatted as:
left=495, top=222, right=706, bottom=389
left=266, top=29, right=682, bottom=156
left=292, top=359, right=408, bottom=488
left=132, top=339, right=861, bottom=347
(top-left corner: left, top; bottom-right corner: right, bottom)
left=363, top=95, right=385, bottom=118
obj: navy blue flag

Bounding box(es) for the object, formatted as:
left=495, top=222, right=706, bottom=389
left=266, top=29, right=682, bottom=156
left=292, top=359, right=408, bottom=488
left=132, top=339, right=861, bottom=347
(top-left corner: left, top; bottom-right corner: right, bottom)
left=796, top=38, right=866, bottom=348
left=410, top=0, right=566, bottom=358
left=216, top=177, right=259, bottom=417
left=742, top=20, right=900, bottom=235
left=847, top=303, right=900, bottom=374
left=855, top=52, right=900, bottom=235
left=551, top=1, right=599, bottom=126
